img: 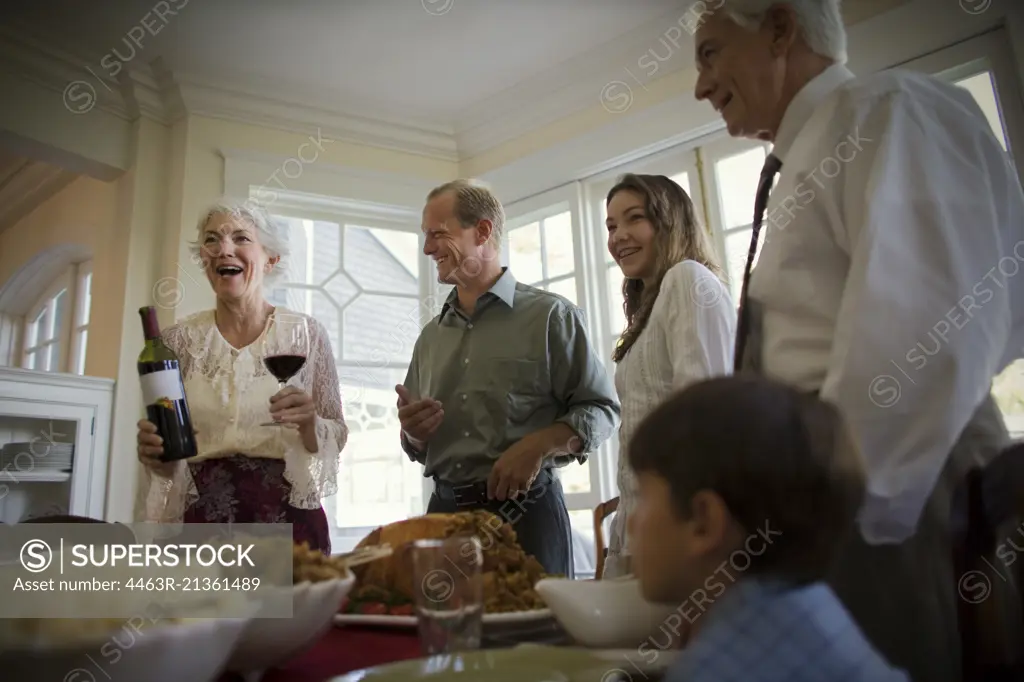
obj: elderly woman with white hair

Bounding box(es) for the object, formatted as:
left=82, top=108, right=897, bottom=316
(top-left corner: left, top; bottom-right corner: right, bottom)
left=135, top=199, right=348, bottom=553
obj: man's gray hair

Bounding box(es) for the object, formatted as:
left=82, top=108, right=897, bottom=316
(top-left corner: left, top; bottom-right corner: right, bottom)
left=427, top=179, right=506, bottom=249
left=718, top=0, right=847, bottom=64
left=190, top=197, right=291, bottom=284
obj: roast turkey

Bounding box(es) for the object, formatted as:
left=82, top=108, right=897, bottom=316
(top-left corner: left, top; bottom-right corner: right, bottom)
left=347, top=510, right=552, bottom=613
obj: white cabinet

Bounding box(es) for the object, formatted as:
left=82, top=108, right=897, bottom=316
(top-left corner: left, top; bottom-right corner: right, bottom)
left=0, top=367, right=113, bottom=522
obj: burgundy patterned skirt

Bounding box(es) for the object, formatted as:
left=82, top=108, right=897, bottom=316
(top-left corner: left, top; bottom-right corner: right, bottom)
left=182, top=455, right=330, bottom=554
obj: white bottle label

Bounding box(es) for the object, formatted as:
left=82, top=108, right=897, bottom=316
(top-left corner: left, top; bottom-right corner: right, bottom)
left=140, top=368, right=184, bottom=406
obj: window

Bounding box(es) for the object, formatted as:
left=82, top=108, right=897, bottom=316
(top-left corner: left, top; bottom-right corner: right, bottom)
left=70, top=262, right=92, bottom=375
left=946, top=69, right=1024, bottom=434
left=587, top=150, right=706, bottom=362
left=699, top=137, right=772, bottom=304
left=266, top=213, right=431, bottom=551
left=956, top=71, right=1009, bottom=151
left=20, top=261, right=91, bottom=375
left=504, top=203, right=595, bottom=501
left=900, top=31, right=1024, bottom=435
left=570, top=151, right=704, bottom=576
left=508, top=211, right=578, bottom=304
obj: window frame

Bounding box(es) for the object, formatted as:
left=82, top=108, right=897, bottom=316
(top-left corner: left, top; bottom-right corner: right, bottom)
left=697, top=136, right=773, bottom=302
left=68, top=261, right=92, bottom=375
left=583, top=147, right=705, bottom=360
left=502, top=184, right=613, bottom=512
left=258, top=195, right=437, bottom=552
left=19, top=260, right=92, bottom=374
left=894, top=28, right=1024, bottom=170
left=570, top=146, right=709, bottom=508
left=893, top=28, right=1024, bottom=436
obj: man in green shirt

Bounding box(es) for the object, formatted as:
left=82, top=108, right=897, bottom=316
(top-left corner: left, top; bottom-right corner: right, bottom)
left=397, top=179, right=621, bottom=577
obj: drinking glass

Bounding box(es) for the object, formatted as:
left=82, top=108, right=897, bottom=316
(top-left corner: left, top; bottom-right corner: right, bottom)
left=411, top=535, right=484, bottom=655
left=260, top=312, right=309, bottom=427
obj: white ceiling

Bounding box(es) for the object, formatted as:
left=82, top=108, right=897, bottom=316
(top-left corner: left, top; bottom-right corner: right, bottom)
left=0, top=0, right=904, bottom=132
left=0, top=0, right=686, bottom=124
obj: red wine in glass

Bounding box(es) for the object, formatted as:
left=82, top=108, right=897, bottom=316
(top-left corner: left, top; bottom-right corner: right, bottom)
left=264, top=354, right=306, bottom=382
left=261, top=312, right=311, bottom=427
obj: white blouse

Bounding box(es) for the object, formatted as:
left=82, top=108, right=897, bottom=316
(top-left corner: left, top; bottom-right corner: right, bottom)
left=605, top=260, right=735, bottom=577
left=136, top=308, right=349, bottom=523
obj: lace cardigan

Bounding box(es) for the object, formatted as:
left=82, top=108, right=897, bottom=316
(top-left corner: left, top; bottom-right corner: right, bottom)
left=135, top=308, right=349, bottom=523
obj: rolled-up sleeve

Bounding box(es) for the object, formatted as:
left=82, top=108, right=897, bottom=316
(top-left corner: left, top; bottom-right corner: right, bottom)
left=549, top=303, right=621, bottom=460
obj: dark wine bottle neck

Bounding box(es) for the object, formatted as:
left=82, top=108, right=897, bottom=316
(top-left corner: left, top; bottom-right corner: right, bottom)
left=139, top=306, right=162, bottom=341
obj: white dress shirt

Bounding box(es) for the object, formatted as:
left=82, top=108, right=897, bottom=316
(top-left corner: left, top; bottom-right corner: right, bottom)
left=753, top=63, right=1024, bottom=543
left=606, top=260, right=735, bottom=575
left=137, top=307, right=349, bottom=523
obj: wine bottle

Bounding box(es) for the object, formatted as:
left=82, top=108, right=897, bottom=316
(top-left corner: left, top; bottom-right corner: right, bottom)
left=138, top=306, right=197, bottom=462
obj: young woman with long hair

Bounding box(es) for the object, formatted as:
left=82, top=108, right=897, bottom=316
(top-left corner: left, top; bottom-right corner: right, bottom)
left=603, top=173, right=736, bottom=579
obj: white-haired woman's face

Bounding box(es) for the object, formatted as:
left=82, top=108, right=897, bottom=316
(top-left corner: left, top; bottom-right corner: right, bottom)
left=199, top=211, right=278, bottom=303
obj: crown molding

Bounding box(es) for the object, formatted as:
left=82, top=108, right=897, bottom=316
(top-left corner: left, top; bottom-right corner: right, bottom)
left=0, top=0, right=949, bottom=167
left=478, top=91, right=726, bottom=205
left=452, top=6, right=698, bottom=158
left=0, top=21, right=184, bottom=128
left=0, top=24, right=132, bottom=122
left=121, top=62, right=185, bottom=125
left=177, top=73, right=459, bottom=163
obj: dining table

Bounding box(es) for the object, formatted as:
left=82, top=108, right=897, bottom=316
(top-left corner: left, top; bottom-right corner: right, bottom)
left=217, top=626, right=420, bottom=682
left=219, top=618, right=574, bottom=682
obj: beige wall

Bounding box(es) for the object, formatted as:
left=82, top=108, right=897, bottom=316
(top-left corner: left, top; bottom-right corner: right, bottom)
left=0, top=175, right=122, bottom=378
left=0, top=112, right=459, bottom=519
left=462, top=69, right=691, bottom=178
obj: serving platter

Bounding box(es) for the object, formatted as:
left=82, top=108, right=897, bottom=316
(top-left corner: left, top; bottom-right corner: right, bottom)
left=334, top=608, right=553, bottom=629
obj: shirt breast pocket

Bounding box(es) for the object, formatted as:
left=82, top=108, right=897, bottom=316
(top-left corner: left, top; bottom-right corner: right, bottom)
left=489, top=358, right=550, bottom=426
left=489, top=358, right=547, bottom=395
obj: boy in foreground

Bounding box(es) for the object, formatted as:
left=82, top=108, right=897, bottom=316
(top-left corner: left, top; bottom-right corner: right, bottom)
left=626, top=376, right=909, bottom=681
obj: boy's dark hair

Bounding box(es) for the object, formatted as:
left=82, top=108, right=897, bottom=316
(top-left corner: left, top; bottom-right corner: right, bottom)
left=628, top=375, right=866, bottom=584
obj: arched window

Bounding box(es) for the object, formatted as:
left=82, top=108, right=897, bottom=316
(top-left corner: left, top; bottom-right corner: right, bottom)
left=20, top=261, right=92, bottom=375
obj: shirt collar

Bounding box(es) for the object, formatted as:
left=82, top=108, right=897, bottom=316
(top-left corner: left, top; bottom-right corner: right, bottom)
left=697, top=576, right=804, bottom=631
left=772, top=63, right=856, bottom=161
left=439, top=267, right=518, bottom=320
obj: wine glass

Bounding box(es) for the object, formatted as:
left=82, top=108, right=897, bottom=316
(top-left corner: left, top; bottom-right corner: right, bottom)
left=261, top=311, right=309, bottom=427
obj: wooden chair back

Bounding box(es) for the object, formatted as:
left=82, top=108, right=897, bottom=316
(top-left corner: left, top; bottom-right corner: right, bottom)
left=593, top=496, right=619, bottom=580
left=951, top=442, right=1024, bottom=681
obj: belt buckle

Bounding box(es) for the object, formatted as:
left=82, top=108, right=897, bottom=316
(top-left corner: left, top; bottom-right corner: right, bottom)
left=452, top=482, right=483, bottom=508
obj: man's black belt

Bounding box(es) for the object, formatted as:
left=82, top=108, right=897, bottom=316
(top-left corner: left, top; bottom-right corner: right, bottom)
left=433, top=468, right=554, bottom=508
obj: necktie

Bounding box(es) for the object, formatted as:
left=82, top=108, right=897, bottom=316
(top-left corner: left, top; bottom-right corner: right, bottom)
left=733, top=153, right=782, bottom=372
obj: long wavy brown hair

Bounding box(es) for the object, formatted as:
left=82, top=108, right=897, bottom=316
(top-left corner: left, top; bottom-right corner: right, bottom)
left=609, top=173, right=725, bottom=363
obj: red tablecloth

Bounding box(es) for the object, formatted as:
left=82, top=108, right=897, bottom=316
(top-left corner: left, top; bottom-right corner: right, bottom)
left=256, top=627, right=422, bottom=682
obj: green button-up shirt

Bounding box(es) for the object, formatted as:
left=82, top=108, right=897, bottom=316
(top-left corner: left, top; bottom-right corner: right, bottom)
left=401, top=268, right=621, bottom=484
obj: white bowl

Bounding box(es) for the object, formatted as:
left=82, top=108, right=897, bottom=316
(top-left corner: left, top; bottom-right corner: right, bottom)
left=227, top=574, right=355, bottom=673
left=535, top=577, right=680, bottom=649
left=0, top=615, right=252, bottom=682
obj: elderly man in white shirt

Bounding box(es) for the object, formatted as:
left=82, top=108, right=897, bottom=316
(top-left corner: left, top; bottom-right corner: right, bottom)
left=692, top=1, right=1024, bottom=680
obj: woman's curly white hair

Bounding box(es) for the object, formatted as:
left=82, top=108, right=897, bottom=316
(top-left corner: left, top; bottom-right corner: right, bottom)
left=190, top=197, right=291, bottom=285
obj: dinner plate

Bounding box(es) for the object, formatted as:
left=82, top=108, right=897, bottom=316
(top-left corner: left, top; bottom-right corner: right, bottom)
left=327, top=645, right=678, bottom=681
left=334, top=608, right=553, bottom=629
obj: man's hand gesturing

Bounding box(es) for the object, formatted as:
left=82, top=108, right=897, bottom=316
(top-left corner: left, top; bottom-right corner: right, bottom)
left=396, top=385, right=444, bottom=446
